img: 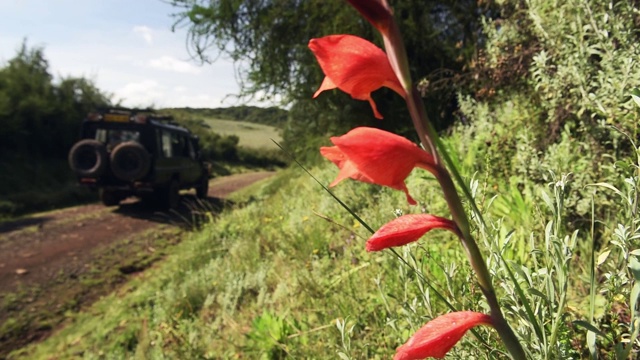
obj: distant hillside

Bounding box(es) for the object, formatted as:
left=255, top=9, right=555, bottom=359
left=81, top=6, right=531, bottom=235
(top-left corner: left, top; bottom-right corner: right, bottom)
left=162, top=106, right=288, bottom=128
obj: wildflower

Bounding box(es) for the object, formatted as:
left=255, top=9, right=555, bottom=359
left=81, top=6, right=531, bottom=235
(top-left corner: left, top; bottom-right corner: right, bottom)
left=344, top=0, right=412, bottom=94
left=320, top=127, right=436, bottom=205
left=345, top=0, right=393, bottom=37
left=366, top=214, right=458, bottom=252
left=308, top=34, right=405, bottom=119
left=394, top=311, right=493, bottom=360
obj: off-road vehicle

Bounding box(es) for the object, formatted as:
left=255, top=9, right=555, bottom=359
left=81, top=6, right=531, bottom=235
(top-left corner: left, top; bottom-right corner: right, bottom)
left=68, top=108, right=211, bottom=208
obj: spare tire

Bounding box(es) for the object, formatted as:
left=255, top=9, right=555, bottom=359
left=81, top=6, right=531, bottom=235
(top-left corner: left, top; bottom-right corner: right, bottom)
left=110, top=141, right=151, bottom=182
left=68, top=139, right=108, bottom=178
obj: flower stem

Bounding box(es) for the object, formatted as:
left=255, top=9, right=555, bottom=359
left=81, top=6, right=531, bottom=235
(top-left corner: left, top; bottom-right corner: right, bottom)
left=406, top=86, right=527, bottom=359
left=378, top=8, right=526, bottom=357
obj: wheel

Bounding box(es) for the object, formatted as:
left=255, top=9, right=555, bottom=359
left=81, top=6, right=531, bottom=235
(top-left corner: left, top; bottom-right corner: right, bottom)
left=196, top=176, right=209, bottom=199
left=68, top=139, right=107, bottom=178
left=99, top=189, right=121, bottom=207
left=110, top=141, right=150, bottom=182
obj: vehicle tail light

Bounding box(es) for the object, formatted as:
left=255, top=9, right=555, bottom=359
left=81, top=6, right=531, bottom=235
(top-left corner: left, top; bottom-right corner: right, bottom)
left=80, top=178, right=97, bottom=184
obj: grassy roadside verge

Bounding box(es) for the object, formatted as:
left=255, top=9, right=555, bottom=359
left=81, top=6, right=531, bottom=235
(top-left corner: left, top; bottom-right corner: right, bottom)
left=10, top=149, right=632, bottom=358
left=9, top=164, right=463, bottom=359
left=0, top=223, right=182, bottom=359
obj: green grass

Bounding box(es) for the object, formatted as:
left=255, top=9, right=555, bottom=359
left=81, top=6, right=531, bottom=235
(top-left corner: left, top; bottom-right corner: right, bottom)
left=0, top=158, right=97, bottom=220
left=204, top=118, right=283, bottom=150
left=0, top=225, right=183, bottom=359
left=10, top=140, right=639, bottom=358
left=12, top=166, right=437, bottom=358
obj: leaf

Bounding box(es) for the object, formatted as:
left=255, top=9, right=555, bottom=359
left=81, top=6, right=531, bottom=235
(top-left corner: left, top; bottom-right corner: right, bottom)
left=529, top=288, right=548, bottom=299
left=629, top=256, right=640, bottom=281
left=587, top=331, right=597, bottom=359
left=586, top=182, right=624, bottom=199
left=631, top=282, right=640, bottom=319
left=539, top=190, right=555, bottom=215
left=597, top=249, right=611, bottom=266
left=504, top=259, right=544, bottom=342
left=572, top=320, right=608, bottom=338
left=632, top=94, right=640, bottom=109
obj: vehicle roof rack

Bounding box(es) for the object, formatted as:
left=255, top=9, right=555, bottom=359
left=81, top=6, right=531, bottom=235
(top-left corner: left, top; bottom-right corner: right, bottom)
left=88, top=107, right=179, bottom=126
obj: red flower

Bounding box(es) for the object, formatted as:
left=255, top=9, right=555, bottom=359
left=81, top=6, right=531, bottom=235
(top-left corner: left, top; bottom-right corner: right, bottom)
left=345, top=0, right=393, bottom=36
left=365, top=214, right=458, bottom=252
left=320, top=127, right=436, bottom=205
left=344, top=0, right=411, bottom=92
left=308, top=34, right=406, bottom=119
left=394, top=311, right=493, bottom=360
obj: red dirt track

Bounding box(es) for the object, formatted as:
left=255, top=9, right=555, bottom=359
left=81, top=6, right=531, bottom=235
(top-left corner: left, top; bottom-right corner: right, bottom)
left=0, top=171, right=273, bottom=293
left=0, top=171, right=274, bottom=357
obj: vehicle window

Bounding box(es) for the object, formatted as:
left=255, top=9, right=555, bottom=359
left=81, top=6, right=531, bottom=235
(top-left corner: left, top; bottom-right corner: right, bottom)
left=96, top=129, right=140, bottom=150
left=161, top=130, right=173, bottom=157
left=187, top=139, right=196, bottom=159
left=155, top=129, right=165, bottom=158
left=95, top=129, right=108, bottom=143
left=171, top=133, right=190, bottom=158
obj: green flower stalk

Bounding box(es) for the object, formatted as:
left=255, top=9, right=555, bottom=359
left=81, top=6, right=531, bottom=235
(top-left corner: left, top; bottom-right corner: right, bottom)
left=369, top=2, right=527, bottom=358
left=308, top=0, right=529, bottom=358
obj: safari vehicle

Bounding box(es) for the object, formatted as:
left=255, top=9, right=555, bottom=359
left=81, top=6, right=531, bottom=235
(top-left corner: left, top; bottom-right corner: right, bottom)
left=68, top=108, right=210, bottom=209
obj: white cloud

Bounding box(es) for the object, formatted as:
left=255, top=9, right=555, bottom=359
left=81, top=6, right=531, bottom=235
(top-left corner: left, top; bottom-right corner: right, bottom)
left=116, top=80, right=165, bottom=107
left=133, top=25, right=153, bottom=45
left=148, top=55, right=201, bottom=74
left=114, top=80, right=231, bottom=109
left=0, top=1, right=281, bottom=109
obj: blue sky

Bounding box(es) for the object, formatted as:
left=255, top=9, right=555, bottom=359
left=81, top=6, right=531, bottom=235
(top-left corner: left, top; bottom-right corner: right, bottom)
left=0, top=0, right=266, bottom=108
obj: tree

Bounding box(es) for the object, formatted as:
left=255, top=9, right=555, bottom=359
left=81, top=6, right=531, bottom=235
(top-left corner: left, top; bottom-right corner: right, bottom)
left=52, top=76, right=112, bottom=156
left=0, top=42, right=55, bottom=156
left=0, top=41, right=111, bottom=160
left=168, top=0, right=496, bottom=154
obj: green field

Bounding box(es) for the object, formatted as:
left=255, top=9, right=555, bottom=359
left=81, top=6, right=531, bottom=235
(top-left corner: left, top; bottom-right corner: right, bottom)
left=204, top=118, right=282, bottom=150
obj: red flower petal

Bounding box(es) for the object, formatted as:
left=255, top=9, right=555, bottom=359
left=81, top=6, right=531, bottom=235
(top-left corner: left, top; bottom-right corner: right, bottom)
left=365, top=214, right=458, bottom=252
left=320, top=127, right=436, bottom=205
left=313, top=76, right=338, bottom=98
left=309, top=35, right=406, bottom=119
left=394, top=312, right=493, bottom=360
left=331, top=127, right=436, bottom=186
left=320, top=146, right=374, bottom=186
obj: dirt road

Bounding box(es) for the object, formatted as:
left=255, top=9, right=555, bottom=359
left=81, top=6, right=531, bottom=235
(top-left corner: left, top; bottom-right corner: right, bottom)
left=0, top=171, right=274, bottom=357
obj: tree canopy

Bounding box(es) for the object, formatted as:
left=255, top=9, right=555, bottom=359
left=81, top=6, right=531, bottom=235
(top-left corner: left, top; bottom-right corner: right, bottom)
left=0, top=42, right=111, bottom=160
left=168, top=0, right=496, bottom=152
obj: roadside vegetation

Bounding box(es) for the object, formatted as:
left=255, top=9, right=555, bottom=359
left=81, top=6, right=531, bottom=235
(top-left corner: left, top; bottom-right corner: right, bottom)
left=0, top=42, right=111, bottom=219
left=0, top=45, right=287, bottom=219
left=13, top=133, right=639, bottom=358
left=3, top=0, right=640, bottom=358
left=0, top=220, right=183, bottom=358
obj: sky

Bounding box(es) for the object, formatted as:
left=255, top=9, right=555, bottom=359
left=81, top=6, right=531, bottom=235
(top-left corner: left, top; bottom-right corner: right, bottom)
left=0, top=0, right=270, bottom=109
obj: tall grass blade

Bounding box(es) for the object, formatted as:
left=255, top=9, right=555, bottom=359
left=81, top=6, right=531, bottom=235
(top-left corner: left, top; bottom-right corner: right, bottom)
left=588, top=195, right=598, bottom=359
left=502, top=257, right=545, bottom=343
left=272, top=140, right=374, bottom=234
